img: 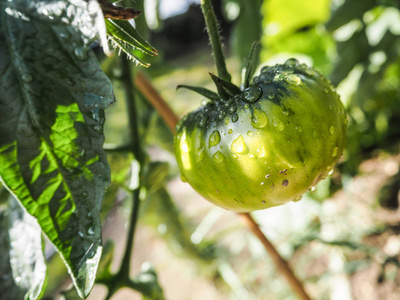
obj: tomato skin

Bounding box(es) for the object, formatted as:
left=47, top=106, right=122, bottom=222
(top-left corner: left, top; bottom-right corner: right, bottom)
left=174, top=60, right=347, bottom=212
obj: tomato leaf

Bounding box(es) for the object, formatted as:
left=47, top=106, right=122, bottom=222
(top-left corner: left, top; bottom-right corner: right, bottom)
left=0, top=1, right=114, bottom=298
left=106, top=18, right=158, bottom=66
left=5, top=197, right=48, bottom=300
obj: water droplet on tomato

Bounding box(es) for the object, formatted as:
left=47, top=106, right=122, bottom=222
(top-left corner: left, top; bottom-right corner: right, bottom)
left=282, top=109, right=289, bottom=116
left=272, top=118, right=285, bottom=131
left=332, top=146, right=338, bottom=157
left=209, top=130, right=221, bottom=148
left=295, top=126, right=303, bottom=132
left=231, top=113, right=239, bottom=123
left=284, top=58, right=299, bottom=67
left=247, top=131, right=253, bottom=136
left=228, top=105, right=237, bottom=113
left=309, top=186, right=317, bottom=192
left=196, top=147, right=204, bottom=162
left=285, top=74, right=301, bottom=85
left=198, top=117, right=207, bottom=128
left=224, top=118, right=229, bottom=125
left=251, top=109, right=268, bottom=129
left=244, top=103, right=250, bottom=109
left=330, top=126, right=335, bottom=134
left=328, top=168, right=334, bottom=176
left=231, top=153, right=238, bottom=159
left=293, top=195, right=302, bottom=202
left=267, top=93, right=275, bottom=100
left=218, top=111, right=226, bottom=120
left=243, top=86, right=263, bottom=103
left=213, top=151, right=225, bottom=163
left=256, top=145, right=266, bottom=158
left=228, top=129, right=233, bottom=134
left=231, top=135, right=248, bottom=154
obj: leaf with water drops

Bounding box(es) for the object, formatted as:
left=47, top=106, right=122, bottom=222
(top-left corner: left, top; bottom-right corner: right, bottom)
left=3, top=197, right=48, bottom=300
left=0, top=2, right=114, bottom=298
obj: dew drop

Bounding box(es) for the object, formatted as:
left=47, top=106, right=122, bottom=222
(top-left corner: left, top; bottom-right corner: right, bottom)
left=21, top=73, right=32, bottom=83
left=228, top=129, right=233, bottom=134
left=285, top=74, right=301, bottom=85
left=88, top=227, right=95, bottom=235
left=231, top=135, right=248, bottom=154
left=243, top=86, right=263, bottom=103
left=293, top=195, right=302, bottom=202
left=295, top=126, right=303, bottom=133
left=74, top=47, right=88, bottom=60
left=231, top=153, right=238, bottom=159
left=332, top=146, right=338, bottom=157
left=247, top=131, right=253, bottom=136
left=282, top=109, right=289, bottom=116
left=329, top=126, right=335, bottom=134
left=328, top=168, right=334, bottom=176
left=284, top=58, right=299, bottom=67
left=309, top=186, right=317, bottom=192
left=209, top=130, right=221, bottom=148
left=198, top=117, right=207, bottom=128
left=256, top=145, right=266, bottom=158
left=265, top=174, right=270, bottom=179
left=231, top=113, right=239, bottom=123
left=272, top=118, right=285, bottom=131
left=93, top=125, right=102, bottom=133
left=244, top=103, right=250, bottom=109
left=218, top=111, right=226, bottom=120
left=228, top=105, right=237, bottom=114
left=213, top=151, right=225, bottom=163
left=267, top=93, right=276, bottom=100
left=282, top=179, right=289, bottom=186
left=196, top=147, right=205, bottom=162
left=251, top=109, right=268, bottom=129
left=224, top=118, right=229, bottom=125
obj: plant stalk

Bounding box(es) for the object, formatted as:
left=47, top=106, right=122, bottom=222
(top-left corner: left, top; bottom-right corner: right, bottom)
left=200, top=0, right=231, bottom=82
left=135, top=71, right=311, bottom=300
left=118, top=54, right=144, bottom=278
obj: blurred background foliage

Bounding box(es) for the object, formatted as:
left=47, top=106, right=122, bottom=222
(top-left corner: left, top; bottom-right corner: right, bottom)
left=14, top=0, right=400, bottom=299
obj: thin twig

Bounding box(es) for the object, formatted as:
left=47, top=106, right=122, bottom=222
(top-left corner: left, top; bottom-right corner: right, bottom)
left=135, top=71, right=311, bottom=300
left=239, top=213, right=311, bottom=300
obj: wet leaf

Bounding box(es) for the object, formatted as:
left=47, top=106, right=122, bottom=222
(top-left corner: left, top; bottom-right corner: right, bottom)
left=0, top=1, right=114, bottom=297
left=6, top=197, right=47, bottom=300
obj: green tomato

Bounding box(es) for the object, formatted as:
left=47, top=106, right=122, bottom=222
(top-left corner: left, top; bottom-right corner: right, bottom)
left=174, top=59, right=347, bottom=212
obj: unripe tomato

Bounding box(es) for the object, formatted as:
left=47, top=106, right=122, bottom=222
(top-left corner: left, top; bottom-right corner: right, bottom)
left=174, top=59, right=347, bottom=212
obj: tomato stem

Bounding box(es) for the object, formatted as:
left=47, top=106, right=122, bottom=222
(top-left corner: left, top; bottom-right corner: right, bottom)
left=200, top=0, right=232, bottom=83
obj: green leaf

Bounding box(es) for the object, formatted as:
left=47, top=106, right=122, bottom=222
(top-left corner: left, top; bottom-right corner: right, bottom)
left=0, top=211, right=29, bottom=300
left=0, top=1, right=114, bottom=298
left=131, top=263, right=165, bottom=300
left=209, top=73, right=241, bottom=99
left=176, top=85, right=220, bottom=101
left=241, top=41, right=260, bottom=89
left=7, top=197, right=48, bottom=300
left=106, top=18, right=158, bottom=67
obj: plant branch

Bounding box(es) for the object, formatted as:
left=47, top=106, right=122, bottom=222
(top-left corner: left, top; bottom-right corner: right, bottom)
left=118, top=54, right=144, bottom=279
left=239, top=213, right=311, bottom=300
left=134, top=72, right=179, bottom=133
left=200, top=0, right=231, bottom=82
left=134, top=71, right=311, bottom=300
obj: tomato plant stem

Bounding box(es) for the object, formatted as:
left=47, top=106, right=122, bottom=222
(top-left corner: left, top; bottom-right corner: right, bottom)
left=200, top=0, right=232, bottom=82
left=136, top=71, right=311, bottom=300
